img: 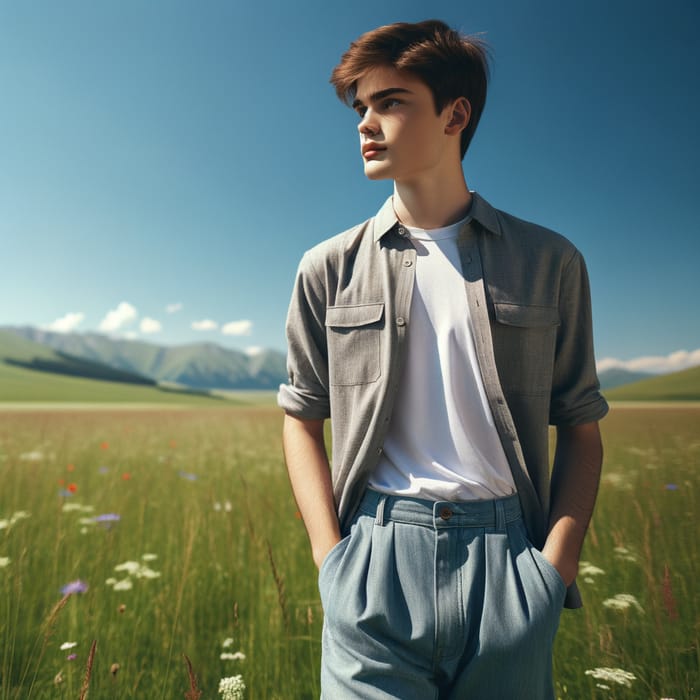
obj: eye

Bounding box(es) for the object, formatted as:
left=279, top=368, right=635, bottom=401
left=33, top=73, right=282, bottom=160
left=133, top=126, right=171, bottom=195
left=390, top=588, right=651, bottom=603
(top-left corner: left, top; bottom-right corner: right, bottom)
left=355, top=106, right=367, bottom=119
left=382, top=98, right=401, bottom=110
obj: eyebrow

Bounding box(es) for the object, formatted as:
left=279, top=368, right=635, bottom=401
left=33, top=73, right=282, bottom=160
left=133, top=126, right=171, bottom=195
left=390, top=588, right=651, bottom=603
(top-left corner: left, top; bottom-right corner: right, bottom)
left=351, top=87, right=414, bottom=110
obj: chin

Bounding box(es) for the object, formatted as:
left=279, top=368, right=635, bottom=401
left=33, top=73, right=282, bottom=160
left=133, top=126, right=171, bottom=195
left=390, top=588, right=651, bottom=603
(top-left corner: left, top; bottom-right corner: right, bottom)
left=364, top=164, right=392, bottom=181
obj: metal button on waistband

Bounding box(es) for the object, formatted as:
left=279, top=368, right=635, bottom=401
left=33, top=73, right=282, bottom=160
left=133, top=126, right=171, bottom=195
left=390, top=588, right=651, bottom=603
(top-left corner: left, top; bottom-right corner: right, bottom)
left=397, top=226, right=406, bottom=236
left=396, top=317, right=406, bottom=326
left=440, top=507, right=453, bottom=521
left=403, top=259, right=413, bottom=267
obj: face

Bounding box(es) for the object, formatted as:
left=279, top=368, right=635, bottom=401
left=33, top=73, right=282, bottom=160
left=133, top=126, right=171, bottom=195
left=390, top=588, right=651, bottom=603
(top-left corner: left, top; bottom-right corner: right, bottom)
left=353, top=65, right=459, bottom=184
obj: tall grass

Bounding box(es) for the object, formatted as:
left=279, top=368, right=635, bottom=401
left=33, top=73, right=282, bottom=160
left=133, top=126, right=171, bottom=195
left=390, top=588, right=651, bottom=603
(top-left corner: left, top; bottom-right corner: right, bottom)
left=0, top=405, right=696, bottom=698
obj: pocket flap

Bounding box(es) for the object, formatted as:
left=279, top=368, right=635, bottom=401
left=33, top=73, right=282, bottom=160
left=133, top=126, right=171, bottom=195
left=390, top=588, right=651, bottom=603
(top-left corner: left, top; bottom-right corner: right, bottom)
left=326, top=303, right=384, bottom=328
left=493, top=303, right=560, bottom=328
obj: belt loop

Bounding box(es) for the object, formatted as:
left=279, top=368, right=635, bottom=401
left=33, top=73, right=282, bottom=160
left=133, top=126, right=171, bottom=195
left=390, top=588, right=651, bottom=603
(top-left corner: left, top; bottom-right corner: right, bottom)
left=375, top=495, right=387, bottom=526
left=495, top=499, right=506, bottom=531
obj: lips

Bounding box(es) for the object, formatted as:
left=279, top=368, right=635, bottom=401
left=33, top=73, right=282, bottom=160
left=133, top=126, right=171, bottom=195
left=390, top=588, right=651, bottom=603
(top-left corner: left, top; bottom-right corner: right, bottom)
left=362, top=143, right=386, bottom=159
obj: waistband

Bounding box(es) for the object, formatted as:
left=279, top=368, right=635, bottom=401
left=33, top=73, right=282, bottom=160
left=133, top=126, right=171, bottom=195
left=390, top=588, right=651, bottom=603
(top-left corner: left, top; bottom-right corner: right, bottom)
left=357, top=488, right=522, bottom=530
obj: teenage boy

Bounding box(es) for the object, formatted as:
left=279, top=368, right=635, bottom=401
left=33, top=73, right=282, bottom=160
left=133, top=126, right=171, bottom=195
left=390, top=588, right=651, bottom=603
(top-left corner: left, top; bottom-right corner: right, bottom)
left=278, top=19, right=608, bottom=699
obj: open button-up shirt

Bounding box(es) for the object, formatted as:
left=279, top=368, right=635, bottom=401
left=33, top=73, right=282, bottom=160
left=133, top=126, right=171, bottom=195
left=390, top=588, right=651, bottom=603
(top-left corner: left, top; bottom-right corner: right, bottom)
left=278, top=192, right=609, bottom=607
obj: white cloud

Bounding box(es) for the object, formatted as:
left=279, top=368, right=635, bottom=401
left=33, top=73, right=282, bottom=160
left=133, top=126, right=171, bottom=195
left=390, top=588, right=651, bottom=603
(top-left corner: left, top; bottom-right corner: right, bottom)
left=46, top=312, right=85, bottom=333
left=140, top=317, right=162, bottom=334
left=598, top=348, right=700, bottom=375
left=222, top=320, right=252, bottom=336
left=245, top=346, right=263, bottom=356
left=166, top=303, right=183, bottom=314
left=99, top=302, right=137, bottom=332
left=192, top=319, right=218, bottom=331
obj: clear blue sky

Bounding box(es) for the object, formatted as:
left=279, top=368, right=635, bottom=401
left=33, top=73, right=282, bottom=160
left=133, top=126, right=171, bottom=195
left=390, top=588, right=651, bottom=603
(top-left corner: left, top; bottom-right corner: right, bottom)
left=1, top=0, right=698, bottom=369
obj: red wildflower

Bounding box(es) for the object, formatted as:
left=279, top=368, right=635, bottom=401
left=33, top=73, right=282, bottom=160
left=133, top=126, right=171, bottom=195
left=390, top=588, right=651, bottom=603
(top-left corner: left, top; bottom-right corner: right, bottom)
left=121, top=473, right=131, bottom=481
left=67, top=483, right=78, bottom=493
left=100, top=441, right=109, bottom=450
left=66, top=464, right=75, bottom=472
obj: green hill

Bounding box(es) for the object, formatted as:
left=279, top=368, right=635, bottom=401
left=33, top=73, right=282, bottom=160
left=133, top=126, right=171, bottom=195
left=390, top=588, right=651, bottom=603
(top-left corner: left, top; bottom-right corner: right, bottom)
left=604, top=365, right=700, bottom=401
left=0, top=330, right=227, bottom=404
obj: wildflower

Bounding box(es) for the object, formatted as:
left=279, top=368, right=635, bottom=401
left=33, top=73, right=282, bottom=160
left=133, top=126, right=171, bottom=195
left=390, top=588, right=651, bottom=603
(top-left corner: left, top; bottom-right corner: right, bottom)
left=218, top=674, right=246, bottom=700
left=578, top=561, right=605, bottom=577
left=113, top=578, right=134, bottom=591
left=220, top=652, right=246, bottom=661
left=98, top=466, right=110, bottom=474
left=602, top=593, right=644, bottom=613
left=141, top=553, right=158, bottom=561
left=93, top=513, right=121, bottom=524
left=67, top=653, right=77, bottom=661
left=60, top=579, right=89, bottom=595
left=111, top=663, right=120, bottom=676
left=121, top=472, right=131, bottom=481
left=0, top=557, right=10, bottom=568
left=100, top=442, right=109, bottom=450
left=118, top=604, right=126, bottom=614
left=214, top=502, right=222, bottom=511
left=584, top=667, right=636, bottom=687
left=60, top=642, right=77, bottom=650
left=114, top=561, right=141, bottom=574
left=179, top=471, right=198, bottom=481
left=222, top=637, right=235, bottom=648
left=62, top=503, right=94, bottom=513
left=20, top=450, right=43, bottom=461
left=665, top=483, right=678, bottom=490
left=613, top=546, right=638, bottom=562
left=58, top=489, right=74, bottom=498
left=54, top=670, right=64, bottom=685
left=66, top=463, right=75, bottom=472
left=67, top=483, right=78, bottom=494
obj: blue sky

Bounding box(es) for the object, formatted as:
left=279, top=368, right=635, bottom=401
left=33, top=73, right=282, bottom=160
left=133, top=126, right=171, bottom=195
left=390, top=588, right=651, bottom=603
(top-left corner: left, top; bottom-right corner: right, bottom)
left=1, top=0, right=698, bottom=372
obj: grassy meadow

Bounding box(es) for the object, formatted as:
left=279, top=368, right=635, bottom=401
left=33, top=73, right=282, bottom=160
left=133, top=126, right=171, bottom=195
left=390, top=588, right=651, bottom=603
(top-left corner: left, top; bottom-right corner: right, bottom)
left=0, top=404, right=697, bottom=699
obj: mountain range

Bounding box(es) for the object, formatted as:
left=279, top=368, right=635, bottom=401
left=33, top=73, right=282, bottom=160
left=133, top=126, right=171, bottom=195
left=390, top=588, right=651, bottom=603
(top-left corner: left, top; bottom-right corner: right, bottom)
left=1, top=326, right=287, bottom=391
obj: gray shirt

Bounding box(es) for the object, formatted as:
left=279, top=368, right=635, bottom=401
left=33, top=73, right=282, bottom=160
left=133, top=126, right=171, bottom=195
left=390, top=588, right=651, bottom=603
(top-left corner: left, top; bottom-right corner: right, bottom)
left=278, top=192, right=609, bottom=607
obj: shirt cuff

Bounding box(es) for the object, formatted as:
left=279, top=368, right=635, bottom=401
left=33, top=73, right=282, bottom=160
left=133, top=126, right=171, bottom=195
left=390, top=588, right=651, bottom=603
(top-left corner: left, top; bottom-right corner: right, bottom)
left=277, top=383, right=330, bottom=420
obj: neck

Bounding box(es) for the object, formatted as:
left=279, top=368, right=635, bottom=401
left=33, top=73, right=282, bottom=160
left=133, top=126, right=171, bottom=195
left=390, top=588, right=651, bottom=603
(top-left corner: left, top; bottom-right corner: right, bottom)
left=392, top=173, right=472, bottom=230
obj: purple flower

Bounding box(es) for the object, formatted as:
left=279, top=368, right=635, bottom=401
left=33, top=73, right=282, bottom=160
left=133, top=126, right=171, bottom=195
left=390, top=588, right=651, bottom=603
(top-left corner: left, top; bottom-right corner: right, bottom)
left=98, top=466, right=110, bottom=474
left=67, top=653, right=77, bottom=661
left=178, top=471, right=198, bottom=481
left=93, top=513, right=121, bottom=522
left=665, top=484, right=679, bottom=491
left=60, top=579, right=88, bottom=595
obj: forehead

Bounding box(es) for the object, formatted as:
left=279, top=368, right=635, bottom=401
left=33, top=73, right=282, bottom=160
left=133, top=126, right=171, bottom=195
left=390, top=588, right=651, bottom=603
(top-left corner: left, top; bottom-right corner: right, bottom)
left=354, top=65, right=430, bottom=103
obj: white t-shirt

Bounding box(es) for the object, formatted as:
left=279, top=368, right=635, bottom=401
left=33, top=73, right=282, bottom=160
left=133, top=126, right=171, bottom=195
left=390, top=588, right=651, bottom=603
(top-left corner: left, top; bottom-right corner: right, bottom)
left=369, top=216, right=516, bottom=501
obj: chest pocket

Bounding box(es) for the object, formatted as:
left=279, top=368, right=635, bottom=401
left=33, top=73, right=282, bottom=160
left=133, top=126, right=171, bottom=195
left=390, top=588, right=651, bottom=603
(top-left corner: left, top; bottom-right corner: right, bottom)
left=325, top=303, right=384, bottom=386
left=491, top=303, right=560, bottom=396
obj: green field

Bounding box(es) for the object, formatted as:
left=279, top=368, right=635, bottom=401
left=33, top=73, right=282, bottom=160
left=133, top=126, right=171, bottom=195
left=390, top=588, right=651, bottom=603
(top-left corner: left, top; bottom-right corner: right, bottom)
left=0, top=404, right=697, bottom=699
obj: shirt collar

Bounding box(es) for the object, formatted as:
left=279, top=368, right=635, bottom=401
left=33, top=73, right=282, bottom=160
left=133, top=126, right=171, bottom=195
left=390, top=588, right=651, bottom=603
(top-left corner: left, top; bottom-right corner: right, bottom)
left=372, top=191, right=502, bottom=243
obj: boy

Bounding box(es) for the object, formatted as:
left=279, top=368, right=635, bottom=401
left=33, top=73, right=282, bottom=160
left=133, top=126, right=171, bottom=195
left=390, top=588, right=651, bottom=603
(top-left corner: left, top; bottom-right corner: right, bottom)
left=278, top=19, right=608, bottom=699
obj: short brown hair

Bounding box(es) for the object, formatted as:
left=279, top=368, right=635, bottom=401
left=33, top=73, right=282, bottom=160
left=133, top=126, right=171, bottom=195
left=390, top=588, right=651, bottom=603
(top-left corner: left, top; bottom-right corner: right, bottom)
left=330, top=19, right=490, bottom=159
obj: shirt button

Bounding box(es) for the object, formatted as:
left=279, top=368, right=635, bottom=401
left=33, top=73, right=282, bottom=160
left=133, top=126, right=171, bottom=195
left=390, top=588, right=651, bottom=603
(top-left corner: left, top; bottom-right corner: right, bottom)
left=403, top=259, right=413, bottom=267
left=440, top=508, right=453, bottom=521
left=396, top=317, right=406, bottom=326
left=376, top=447, right=383, bottom=455
left=397, top=226, right=406, bottom=236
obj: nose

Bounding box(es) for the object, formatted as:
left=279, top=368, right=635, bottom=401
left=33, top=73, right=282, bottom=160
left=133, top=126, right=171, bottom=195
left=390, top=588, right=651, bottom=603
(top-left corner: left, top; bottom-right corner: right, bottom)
left=357, top=109, right=378, bottom=137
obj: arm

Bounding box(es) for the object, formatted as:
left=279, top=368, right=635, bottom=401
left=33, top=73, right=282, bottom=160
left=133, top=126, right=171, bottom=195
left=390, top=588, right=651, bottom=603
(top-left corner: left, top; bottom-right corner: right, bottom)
left=282, top=413, right=341, bottom=569
left=542, top=420, right=603, bottom=586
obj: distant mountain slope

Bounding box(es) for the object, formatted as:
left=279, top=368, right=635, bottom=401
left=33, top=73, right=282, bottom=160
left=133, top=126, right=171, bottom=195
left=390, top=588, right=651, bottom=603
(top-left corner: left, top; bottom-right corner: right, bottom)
left=598, top=367, right=653, bottom=390
left=3, top=327, right=287, bottom=390
left=0, top=329, right=155, bottom=385
left=604, top=365, right=700, bottom=401
left=0, top=330, right=225, bottom=404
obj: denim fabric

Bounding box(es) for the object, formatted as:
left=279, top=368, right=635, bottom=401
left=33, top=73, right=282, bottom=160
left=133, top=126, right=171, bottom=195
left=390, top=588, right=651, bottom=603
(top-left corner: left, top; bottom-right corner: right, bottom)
left=319, top=490, right=566, bottom=699
left=279, top=192, right=609, bottom=607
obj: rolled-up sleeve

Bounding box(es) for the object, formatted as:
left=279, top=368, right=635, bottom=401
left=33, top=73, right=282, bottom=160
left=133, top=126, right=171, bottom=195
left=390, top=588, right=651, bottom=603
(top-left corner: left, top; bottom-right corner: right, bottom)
left=277, top=252, right=331, bottom=420
left=549, top=250, right=609, bottom=426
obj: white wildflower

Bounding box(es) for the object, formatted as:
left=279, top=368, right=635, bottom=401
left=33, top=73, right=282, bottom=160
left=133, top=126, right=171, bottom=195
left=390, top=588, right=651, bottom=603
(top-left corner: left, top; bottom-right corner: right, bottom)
left=0, top=556, right=10, bottom=568
left=218, top=674, right=246, bottom=700
left=585, top=667, right=636, bottom=687
left=0, top=520, right=8, bottom=530
left=62, top=503, right=94, bottom=513
left=113, top=578, right=134, bottom=591
left=578, top=561, right=605, bottom=577
left=222, top=637, right=235, bottom=648
left=224, top=500, right=232, bottom=512
left=613, top=546, right=638, bottom=562
left=603, top=593, right=644, bottom=613
left=114, top=561, right=141, bottom=574
left=20, top=451, right=43, bottom=461
left=141, top=553, right=158, bottom=561
left=59, top=642, right=77, bottom=651
left=105, top=578, right=118, bottom=586
left=220, top=652, right=246, bottom=661
left=214, top=502, right=222, bottom=512
left=135, top=567, right=161, bottom=579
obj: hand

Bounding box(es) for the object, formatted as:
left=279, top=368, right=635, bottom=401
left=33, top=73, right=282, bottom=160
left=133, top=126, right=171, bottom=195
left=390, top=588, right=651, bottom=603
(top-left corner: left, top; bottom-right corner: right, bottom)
left=541, top=542, right=578, bottom=587
left=313, top=535, right=342, bottom=570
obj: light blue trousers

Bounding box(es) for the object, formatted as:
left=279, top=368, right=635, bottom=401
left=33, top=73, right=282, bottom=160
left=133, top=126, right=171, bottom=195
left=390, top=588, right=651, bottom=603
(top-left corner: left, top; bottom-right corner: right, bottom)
left=319, top=489, right=566, bottom=699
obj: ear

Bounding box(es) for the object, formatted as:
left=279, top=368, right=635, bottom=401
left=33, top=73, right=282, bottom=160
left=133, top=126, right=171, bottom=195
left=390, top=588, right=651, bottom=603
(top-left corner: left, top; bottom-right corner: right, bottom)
left=445, top=97, right=471, bottom=135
